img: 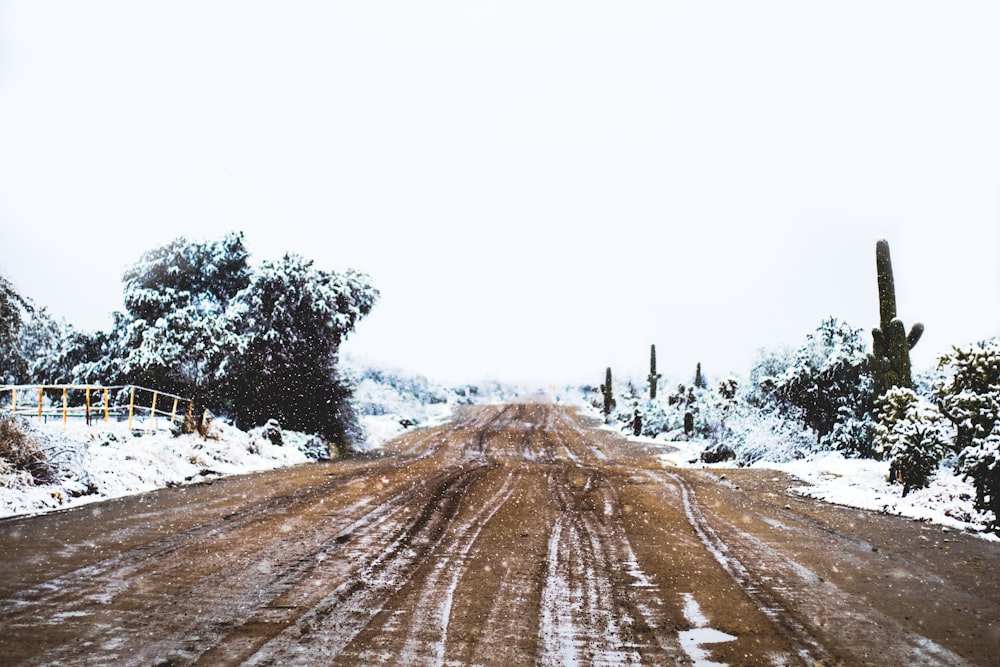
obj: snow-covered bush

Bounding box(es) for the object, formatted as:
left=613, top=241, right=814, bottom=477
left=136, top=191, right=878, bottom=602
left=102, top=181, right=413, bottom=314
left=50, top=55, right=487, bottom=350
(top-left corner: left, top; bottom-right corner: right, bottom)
left=746, top=346, right=793, bottom=408
left=227, top=253, right=377, bottom=445
left=757, top=318, right=874, bottom=457
left=629, top=397, right=674, bottom=437
left=353, top=366, right=450, bottom=415
left=874, top=388, right=951, bottom=496
left=718, top=405, right=820, bottom=466
left=936, top=339, right=1000, bottom=529
left=956, top=437, right=1000, bottom=533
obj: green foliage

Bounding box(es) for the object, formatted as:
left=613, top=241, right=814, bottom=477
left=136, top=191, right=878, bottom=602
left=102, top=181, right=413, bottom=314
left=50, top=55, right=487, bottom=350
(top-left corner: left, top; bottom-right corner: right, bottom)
left=871, top=240, right=923, bottom=398
left=935, top=339, right=1000, bottom=530
left=0, top=274, right=31, bottom=382
left=874, top=388, right=950, bottom=496
left=935, top=340, right=1000, bottom=453
left=30, top=327, right=113, bottom=385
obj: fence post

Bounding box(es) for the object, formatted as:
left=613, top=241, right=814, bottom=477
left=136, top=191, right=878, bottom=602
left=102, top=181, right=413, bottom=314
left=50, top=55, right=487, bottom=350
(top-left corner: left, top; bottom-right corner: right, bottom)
left=38, top=387, right=43, bottom=422
left=85, top=387, right=91, bottom=425
left=128, top=386, right=136, bottom=431
left=62, top=387, right=68, bottom=426
left=103, top=387, right=110, bottom=422
left=147, top=391, right=158, bottom=434
left=10, top=388, right=15, bottom=414
left=170, top=397, right=179, bottom=425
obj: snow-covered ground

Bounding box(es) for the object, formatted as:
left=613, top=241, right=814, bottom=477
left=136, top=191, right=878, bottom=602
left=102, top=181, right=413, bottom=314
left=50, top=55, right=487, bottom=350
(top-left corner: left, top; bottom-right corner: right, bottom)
left=0, top=418, right=313, bottom=520
left=756, top=453, right=997, bottom=540
left=5, top=376, right=995, bottom=542
left=345, top=358, right=517, bottom=450
left=600, top=414, right=998, bottom=541
left=1, top=363, right=517, bottom=520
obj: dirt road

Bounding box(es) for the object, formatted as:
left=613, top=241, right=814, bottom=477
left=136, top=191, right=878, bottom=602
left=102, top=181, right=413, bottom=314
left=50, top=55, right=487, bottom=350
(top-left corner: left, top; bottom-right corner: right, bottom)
left=2, top=403, right=998, bottom=666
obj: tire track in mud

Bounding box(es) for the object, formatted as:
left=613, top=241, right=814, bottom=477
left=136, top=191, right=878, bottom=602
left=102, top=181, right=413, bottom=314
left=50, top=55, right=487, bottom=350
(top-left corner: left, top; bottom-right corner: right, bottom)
left=13, top=463, right=480, bottom=667
left=1, top=462, right=390, bottom=611
left=174, top=464, right=489, bottom=666
left=5, top=403, right=995, bottom=666
left=399, top=471, right=516, bottom=664
left=332, top=470, right=518, bottom=665
left=657, top=469, right=976, bottom=667
left=237, top=464, right=490, bottom=666
left=538, top=463, right=687, bottom=666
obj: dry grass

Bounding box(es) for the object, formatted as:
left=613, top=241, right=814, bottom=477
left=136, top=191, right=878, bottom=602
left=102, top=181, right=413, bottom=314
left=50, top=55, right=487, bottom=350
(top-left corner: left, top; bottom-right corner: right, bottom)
left=0, top=416, right=54, bottom=484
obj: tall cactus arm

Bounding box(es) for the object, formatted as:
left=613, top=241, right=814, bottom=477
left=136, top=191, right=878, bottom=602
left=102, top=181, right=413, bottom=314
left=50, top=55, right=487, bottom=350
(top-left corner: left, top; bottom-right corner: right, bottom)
left=876, top=239, right=897, bottom=328
left=908, top=323, right=924, bottom=350
left=872, top=327, right=886, bottom=355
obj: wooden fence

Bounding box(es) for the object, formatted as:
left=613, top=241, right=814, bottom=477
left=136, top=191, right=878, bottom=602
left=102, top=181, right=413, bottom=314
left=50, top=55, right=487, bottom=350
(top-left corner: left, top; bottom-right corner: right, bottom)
left=0, top=384, right=195, bottom=433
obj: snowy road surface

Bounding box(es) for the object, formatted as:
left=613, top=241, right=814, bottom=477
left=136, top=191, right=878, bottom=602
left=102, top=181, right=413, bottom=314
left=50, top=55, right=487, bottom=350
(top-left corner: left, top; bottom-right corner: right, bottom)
left=2, top=403, right=998, bottom=666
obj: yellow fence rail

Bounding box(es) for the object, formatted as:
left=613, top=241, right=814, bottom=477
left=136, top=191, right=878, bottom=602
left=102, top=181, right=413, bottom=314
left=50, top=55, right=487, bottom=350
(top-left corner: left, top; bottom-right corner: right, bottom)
left=0, top=384, right=195, bottom=433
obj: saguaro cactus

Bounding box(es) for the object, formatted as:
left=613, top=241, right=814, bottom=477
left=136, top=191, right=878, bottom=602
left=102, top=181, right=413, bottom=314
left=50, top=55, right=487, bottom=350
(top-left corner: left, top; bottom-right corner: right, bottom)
left=871, top=239, right=923, bottom=398
left=648, top=344, right=662, bottom=399
left=694, top=362, right=705, bottom=389
left=600, top=367, right=616, bottom=422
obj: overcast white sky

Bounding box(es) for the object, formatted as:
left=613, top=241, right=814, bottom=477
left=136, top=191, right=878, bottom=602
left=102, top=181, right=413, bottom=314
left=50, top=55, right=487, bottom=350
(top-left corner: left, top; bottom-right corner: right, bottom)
left=1, top=1, right=998, bottom=388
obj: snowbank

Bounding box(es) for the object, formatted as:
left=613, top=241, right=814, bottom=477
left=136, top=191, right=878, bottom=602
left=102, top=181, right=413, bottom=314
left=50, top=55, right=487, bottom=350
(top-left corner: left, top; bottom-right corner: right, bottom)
left=754, top=453, right=998, bottom=540
left=628, top=433, right=995, bottom=541
left=0, top=418, right=312, bottom=520
left=585, top=401, right=997, bottom=540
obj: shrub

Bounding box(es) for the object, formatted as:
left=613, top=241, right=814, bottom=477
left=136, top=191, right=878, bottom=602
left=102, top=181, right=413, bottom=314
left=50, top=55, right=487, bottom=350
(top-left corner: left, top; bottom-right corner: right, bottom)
left=874, top=388, right=950, bottom=496
left=757, top=318, right=874, bottom=456
left=936, top=339, right=1000, bottom=529
left=0, top=417, right=54, bottom=484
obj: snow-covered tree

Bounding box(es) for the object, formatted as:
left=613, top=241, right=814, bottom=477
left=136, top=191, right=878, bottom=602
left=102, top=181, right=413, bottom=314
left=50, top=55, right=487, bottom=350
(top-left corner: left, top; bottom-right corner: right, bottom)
left=874, top=388, right=950, bottom=496
left=757, top=318, right=874, bottom=456
left=226, top=253, right=378, bottom=443
left=121, top=231, right=250, bottom=322
left=28, top=325, right=110, bottom=385
left=935, top=339, right=1000, bottom=529
left=103, top=233, right=378, bottom=446
left=0, top=274, right=34, bottom=383
left=116, top=232, right=250, bottom=403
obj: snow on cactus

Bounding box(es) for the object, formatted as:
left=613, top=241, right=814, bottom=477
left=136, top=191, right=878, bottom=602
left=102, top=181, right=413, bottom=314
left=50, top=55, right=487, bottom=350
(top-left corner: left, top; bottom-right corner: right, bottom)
left=935, top=338, right=1000, bottom=530
left=874, top=387, right=951, bottom=496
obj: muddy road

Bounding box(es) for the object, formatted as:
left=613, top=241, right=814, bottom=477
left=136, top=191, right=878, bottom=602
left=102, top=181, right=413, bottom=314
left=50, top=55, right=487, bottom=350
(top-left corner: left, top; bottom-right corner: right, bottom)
left=2, top=403, right=998, bottom=666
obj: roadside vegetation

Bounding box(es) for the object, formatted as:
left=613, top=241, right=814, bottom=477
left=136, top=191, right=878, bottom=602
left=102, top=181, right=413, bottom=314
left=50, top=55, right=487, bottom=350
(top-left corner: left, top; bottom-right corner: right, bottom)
left=593, top=240, right=999, bottom=533
left=1, top=232, right=377, bottom=449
